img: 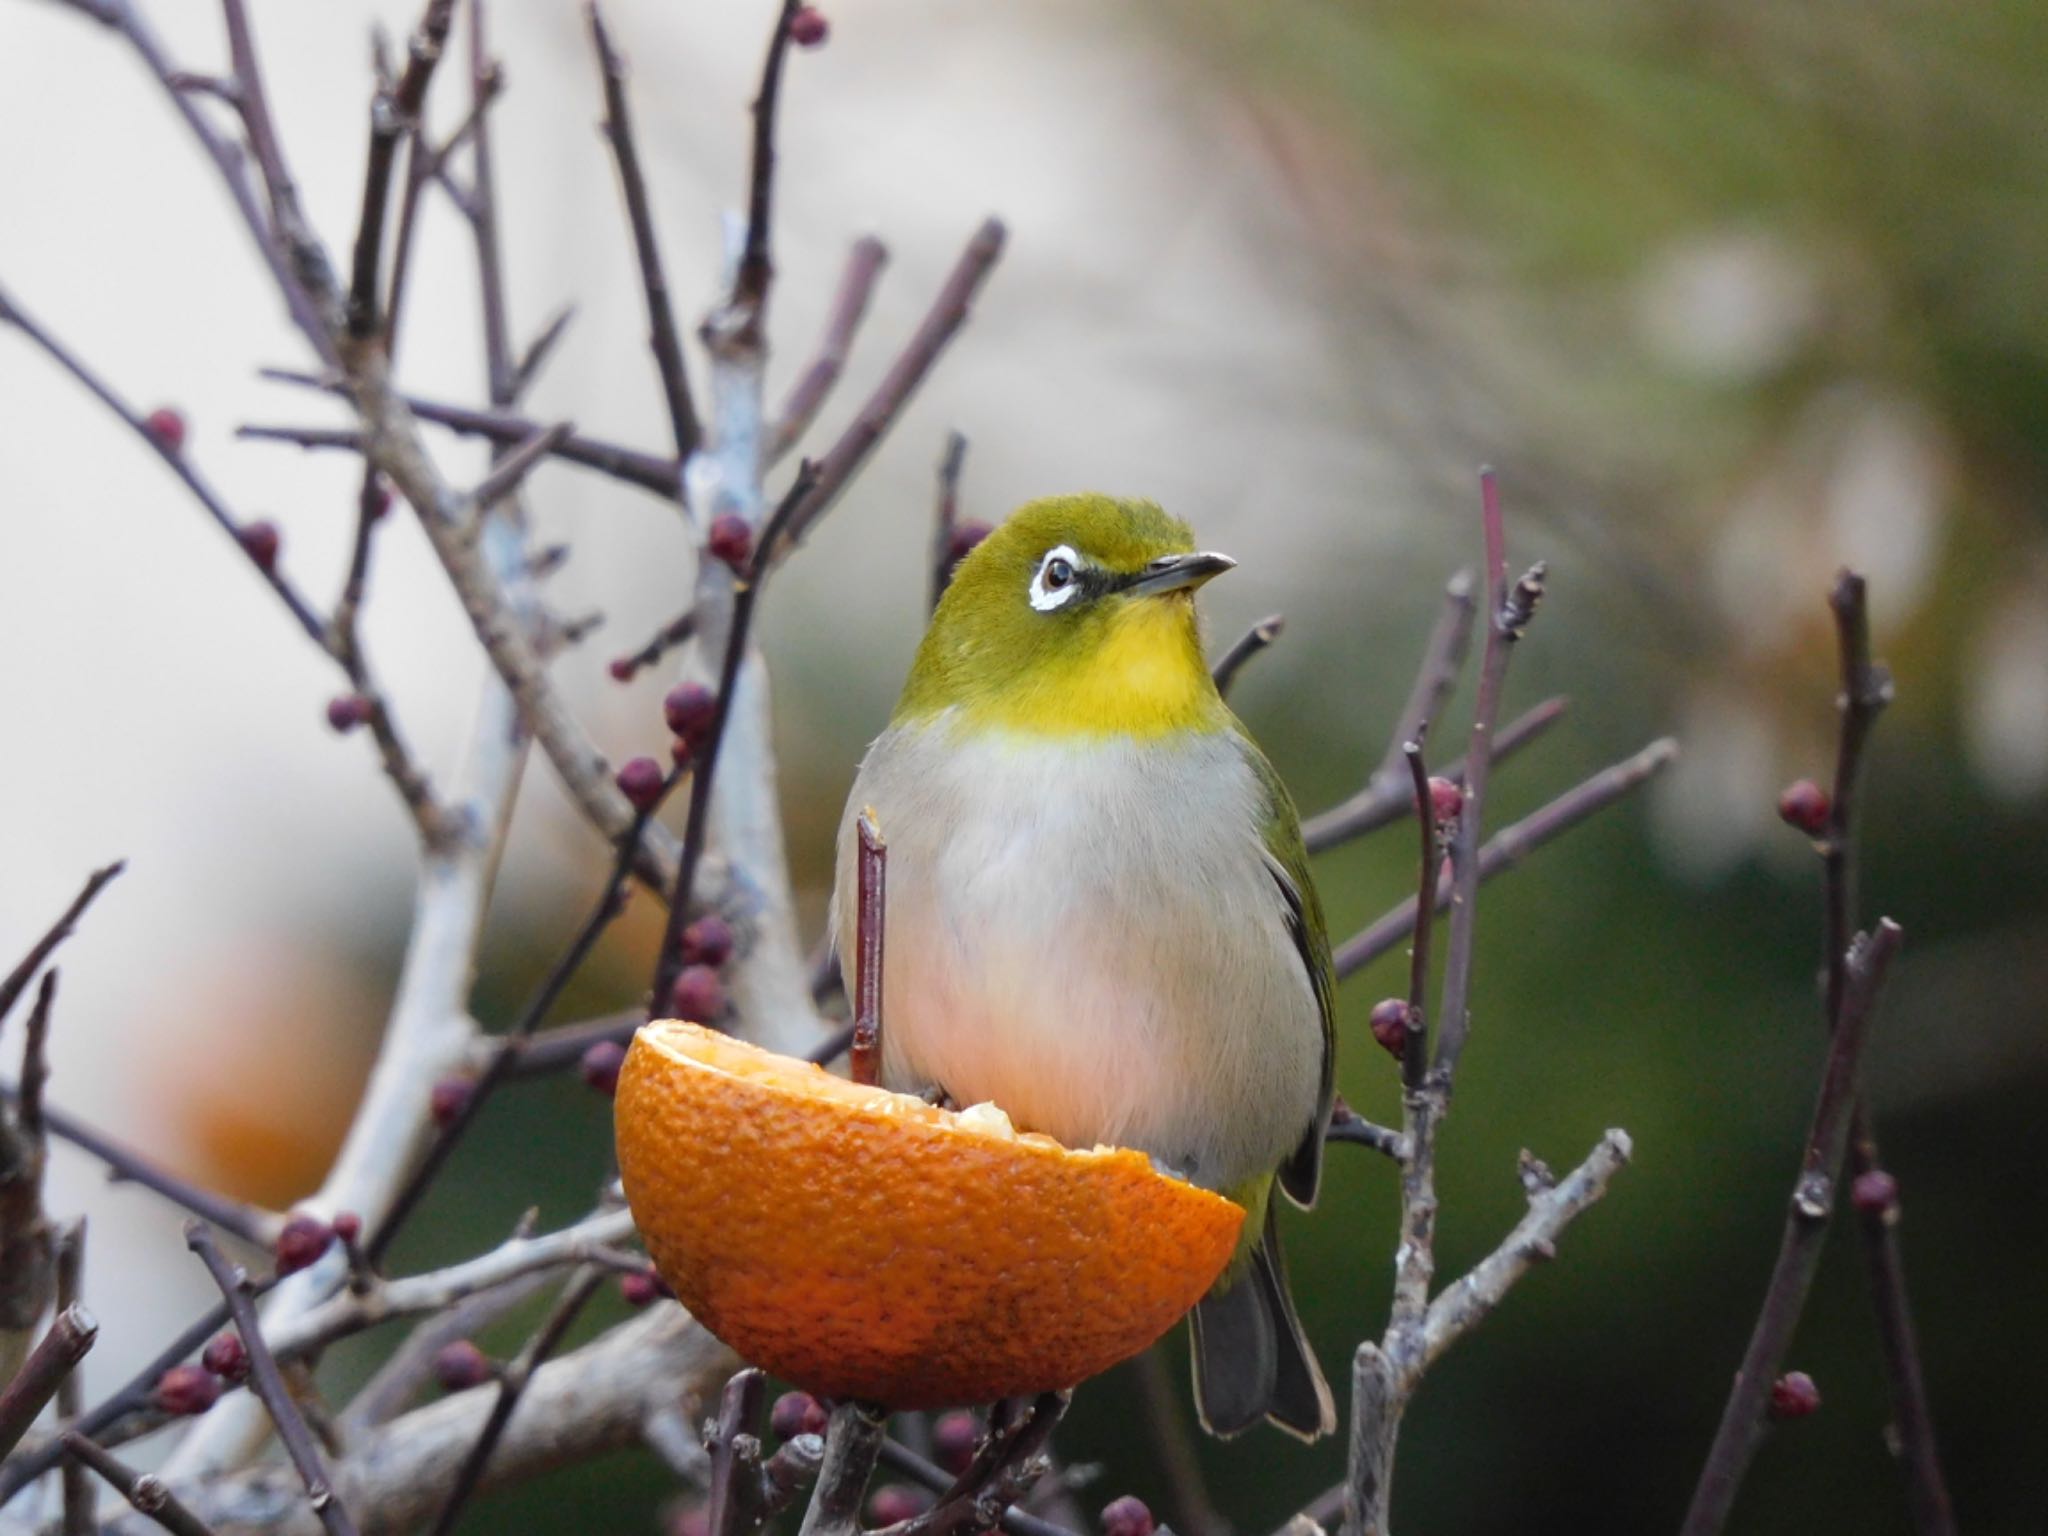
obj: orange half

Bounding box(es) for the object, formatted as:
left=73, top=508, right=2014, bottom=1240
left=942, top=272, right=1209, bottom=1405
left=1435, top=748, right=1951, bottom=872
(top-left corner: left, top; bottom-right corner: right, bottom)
left=614, top=1020, right=1245, bottom=1407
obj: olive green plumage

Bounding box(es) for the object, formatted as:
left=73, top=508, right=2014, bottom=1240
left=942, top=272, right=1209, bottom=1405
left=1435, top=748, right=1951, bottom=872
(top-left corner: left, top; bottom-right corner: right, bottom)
left=834, top=493, right=1336, bottom=1439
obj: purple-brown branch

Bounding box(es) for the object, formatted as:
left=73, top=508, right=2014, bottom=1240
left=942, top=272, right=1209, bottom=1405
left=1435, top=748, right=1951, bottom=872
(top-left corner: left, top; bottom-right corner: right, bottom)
left=187, top=1223, right=359, bottom=1536
left=771, top=236, right=891, bottom=460
left=0, top=862, right=123, bottom=1030
left=852, top=811, right=887, bottom=1088
left=0, top=1305, right=97, bottom=1458
left=589, top=1, right=700, bottom=464
left=929, top=429, right=970, bottom=614
left=735, top=0, right=803, bottom=320
left=1400, top=742, right=1437, bottom=1092
left=1821, top=572, right=1951, bottom=1535
left=1679, top=920, right=1905, bottom=1536
left=774, top=219, right=1008, bottom=558
left=1303, top=695, right=1567, bottom=852
left=1212, top=614, right=1286, bottom=700
left=425, top=1266, right=607, bottom=1536
left=345, top=0, right=457, bottom=338
left=648, top=463, right=821, bottom=1019
left=1332, top=735, right=1677, bottom=978
left=61, top=1431, right=219, bottom=1536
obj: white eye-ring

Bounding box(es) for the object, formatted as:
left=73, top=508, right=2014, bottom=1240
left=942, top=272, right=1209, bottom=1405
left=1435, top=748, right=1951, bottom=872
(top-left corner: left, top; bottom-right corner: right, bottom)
left=1029, top=545, right=1084, bottom=612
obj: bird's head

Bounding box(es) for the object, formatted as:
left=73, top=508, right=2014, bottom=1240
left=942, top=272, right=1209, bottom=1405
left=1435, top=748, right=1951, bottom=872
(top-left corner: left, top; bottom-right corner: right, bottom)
left=897, top=494, right=1235, bottom=737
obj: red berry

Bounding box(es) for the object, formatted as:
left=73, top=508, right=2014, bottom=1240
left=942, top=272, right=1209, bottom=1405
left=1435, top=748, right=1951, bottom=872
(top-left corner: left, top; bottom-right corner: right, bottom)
left=154, top=1362, right=221, bottom=1415
left=1769, top=1370, right=1822, bottom=1419
left=326, top=694, right=372, bottom=733
left=608, top=655, right=638, bottom=683
left=667, top=1507, right=711, bottom=1536
left=580, top=1038, right=627, bottom=1096
left=706, top=514, right=754, bottom=572
left=947, top=520, right=993, bottom=567
left=616, top=755, right=666, bottom=812
left=1777, top=778, right=1831, bottom=836
left=367, top=480, right=393, bottom=521
left=1101, top=1496, right=1156, bottom=1536
left=681, top=915, right=736, bottom=969
left=669, top=964, right=727, bottom=1023
left=143, top=406, right=187, bottom=453
left=330, top=1210, right=362, bottom=1244
left=868, top=1485, right=928, bottom=1526
left=239, top=520, right=281, bottom=573
left=1850, top=1168, right=1899, bottom=1214
left=1369, top=998, right=1411, bottom=1060
left=789, top=6, right=829, bottom=47
left=434, top=1339, right=494, bottom=1392
left=620, top=1269, right=671, bottom=1307
left=664, top=682, right=717, bottom=744
left=1427, top=776, right=1464, bottom=827
left=273, top=1214, right=334, bottom=1276
left=430, top=1076, right=473, bottom=1128
left=931, top=1409, right=979, bottom=1474
left=200, top=1330, right=249, bottom=1383
left=770, top=1390, right=829, bottom=1440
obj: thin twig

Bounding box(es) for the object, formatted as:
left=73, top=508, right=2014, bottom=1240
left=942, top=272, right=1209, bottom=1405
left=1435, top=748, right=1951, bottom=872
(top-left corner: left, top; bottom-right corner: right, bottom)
left=873, top=1392, right=1070, bottom=1536
left=874, top=1439, right=1078, bottom=1536
left=0, top=1305, right=97, bottom=1458
left=426, top=1266, right=608, bottom=1536
left=1332, top=737, right=1678, bottom=978
left=1816, top=574, right=1953, bottom=1536
left=252, top=368, right=682, bottom=497
left=55, top=1219, right=90, bottom=1536
left=1212, top=614, right=1285, bottom=699
left=0, top=1093, right=279, bottom=1247
left=346, top=0, right=457, bottom=338
left=1679, top=920, right=1905, bottom=1536
left=929, top=430, right=969, bottom=614
left=588, top=2, right=699, bottom=464
left=851, top=811, right=887, bottom=1087
left=608, top=608, right=698, bottom=683
left=734, top=0, right=802, bottom=318
left=1303, top=696, right=1567, bottom=852
left=469, top=419, right=576, bottom=513
left=704, top=1368, right=769, bottom=1536
left=648, top=464, right=821, bottom=1019
left=773, top=219, right=1008, bottom=558
left=1400, top=742, right=1436, bottom=1092
left=0, top=861, right=123, bottom=1030
left=61, top=1432, right=219, bottom=1536
left=770, top=236, right=890, bottom=460
left=1432, top=471, right=1544, bottom=1087
left=187, top=1224, right=359, bottom=1536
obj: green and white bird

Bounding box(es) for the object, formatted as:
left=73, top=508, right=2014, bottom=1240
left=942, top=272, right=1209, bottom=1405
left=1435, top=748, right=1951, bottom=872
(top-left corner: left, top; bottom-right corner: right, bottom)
left=832, top=494, right=1336, bottom=1439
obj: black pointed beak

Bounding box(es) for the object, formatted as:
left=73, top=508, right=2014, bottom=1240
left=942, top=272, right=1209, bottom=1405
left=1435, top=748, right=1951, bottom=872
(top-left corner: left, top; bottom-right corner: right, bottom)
left=1125, top=551, right=1236, bottom=597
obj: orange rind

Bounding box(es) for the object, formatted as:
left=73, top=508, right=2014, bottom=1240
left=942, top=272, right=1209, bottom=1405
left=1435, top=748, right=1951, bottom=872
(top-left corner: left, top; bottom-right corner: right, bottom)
left=614, top=1020, right=1245, bottom=1407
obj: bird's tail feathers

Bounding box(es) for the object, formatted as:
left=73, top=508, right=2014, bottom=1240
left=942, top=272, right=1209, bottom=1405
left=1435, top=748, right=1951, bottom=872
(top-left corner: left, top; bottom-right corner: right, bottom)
left=1188, top=1200, right=1334, bottom=1441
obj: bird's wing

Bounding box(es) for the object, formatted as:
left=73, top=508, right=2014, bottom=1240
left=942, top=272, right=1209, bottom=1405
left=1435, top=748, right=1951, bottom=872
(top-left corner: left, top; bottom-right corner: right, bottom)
left=1243, top=738, right=1336, bottom=1208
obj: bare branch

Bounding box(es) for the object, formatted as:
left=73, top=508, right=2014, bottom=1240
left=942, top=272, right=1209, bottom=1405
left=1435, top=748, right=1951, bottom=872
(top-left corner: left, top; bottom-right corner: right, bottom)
left=773, top=219, right=1008, bottom=559
left=1211, top=614, right=1285, bottom=699
left=187, top=1224, right=359, bottom=1536
left=0, top=1305, right=97, bottom=1458
left=1333, top=737, right=1678, bottom=978
left=1680, top=920, right=1905, bottom=1536
left=426, top=1266, right=607, bottom=1535
left=929, top=429, right=969, bottom=613
left=345, top=0, right=457, bottom=338
left=1420, top=1129, right=1633, bottom=1367
left=588, top=2, right=699, bottom=463
left=62, top=1431, right=219, bottom=1536
left=1303, top=696, right=1567, bottom=852
left=469, top=419, right=576, bottom=513
left=0, top=862, right=123, bottom=1031
left=770, top=237, right=890, bottom=460
left=851, top=810, right=887, bottom=1087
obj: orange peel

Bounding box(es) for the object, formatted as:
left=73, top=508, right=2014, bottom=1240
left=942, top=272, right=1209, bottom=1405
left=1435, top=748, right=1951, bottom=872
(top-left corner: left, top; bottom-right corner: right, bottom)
left=614, top=1019, right=1245, bottom=1407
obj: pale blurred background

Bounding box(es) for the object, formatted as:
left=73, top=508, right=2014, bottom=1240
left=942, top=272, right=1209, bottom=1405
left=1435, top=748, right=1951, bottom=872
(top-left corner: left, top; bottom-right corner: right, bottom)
left=2, top=2, right=2044, bottom=1532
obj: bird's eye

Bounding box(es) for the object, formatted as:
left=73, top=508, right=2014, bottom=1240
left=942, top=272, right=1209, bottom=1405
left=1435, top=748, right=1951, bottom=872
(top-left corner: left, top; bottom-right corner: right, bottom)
left=1028, top=545, right=1085, bottom=612
left=1044, top=557, right=1074, bottom=590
